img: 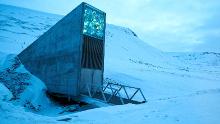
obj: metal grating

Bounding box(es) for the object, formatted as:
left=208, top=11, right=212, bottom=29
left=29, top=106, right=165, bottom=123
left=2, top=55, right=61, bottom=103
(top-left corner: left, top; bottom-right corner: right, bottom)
left=81, top=35, right=104, bottom=70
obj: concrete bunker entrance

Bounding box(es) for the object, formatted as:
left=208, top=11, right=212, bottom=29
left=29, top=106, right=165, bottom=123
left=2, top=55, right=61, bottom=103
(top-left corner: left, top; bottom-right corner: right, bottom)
left=17, top=2, right=146, bottom=114
left=80, top=35, right=104, bottom=94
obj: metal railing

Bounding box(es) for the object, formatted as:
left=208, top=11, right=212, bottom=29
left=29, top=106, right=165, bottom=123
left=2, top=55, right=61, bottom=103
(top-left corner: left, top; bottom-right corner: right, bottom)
left=81, top=78, right=147, bottom=105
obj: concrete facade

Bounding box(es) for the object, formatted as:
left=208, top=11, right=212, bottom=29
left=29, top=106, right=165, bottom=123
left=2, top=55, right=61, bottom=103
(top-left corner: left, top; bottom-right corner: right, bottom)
left=18, top=2, right=106, bottom=98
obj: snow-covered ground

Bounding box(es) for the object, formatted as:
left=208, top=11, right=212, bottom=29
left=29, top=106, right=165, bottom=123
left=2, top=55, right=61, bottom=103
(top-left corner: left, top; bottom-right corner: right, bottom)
left=0, top=4, right=220, bottom=124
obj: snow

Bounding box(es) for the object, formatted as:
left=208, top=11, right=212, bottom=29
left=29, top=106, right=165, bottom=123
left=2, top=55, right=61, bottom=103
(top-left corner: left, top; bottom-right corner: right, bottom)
left=0, top=83, right=12, bottom=101
left=0, top=3, right=220, bottom=124
left=0, top=4, right=61, bottom=54
left=0, top=101, right=66, bottom=124
left=60, top=91, right=220, bottom=124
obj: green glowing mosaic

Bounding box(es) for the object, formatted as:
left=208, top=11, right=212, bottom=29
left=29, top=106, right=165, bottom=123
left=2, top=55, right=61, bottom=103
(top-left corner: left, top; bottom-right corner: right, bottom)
left=83, top=7, right=105, bottom=39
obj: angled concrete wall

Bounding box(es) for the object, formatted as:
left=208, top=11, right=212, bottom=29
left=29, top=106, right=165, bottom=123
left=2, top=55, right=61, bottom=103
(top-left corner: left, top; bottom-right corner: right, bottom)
left=18, top=2, right=106, bottom=98
left=18, top=4, right=84, bottom=97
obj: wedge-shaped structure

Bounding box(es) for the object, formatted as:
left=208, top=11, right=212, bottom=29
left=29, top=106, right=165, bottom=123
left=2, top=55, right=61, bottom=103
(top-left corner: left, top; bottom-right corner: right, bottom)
left=18, top=2, right=106, bottom=98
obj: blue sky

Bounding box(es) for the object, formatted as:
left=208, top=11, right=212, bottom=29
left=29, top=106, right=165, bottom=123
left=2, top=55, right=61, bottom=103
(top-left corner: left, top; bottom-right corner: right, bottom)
left=0, top=0, right=219, bottom=52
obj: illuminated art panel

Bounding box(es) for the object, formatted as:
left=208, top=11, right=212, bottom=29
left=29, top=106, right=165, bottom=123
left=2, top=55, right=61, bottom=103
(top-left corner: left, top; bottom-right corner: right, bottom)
left=83, top=6, right=105, bottom=39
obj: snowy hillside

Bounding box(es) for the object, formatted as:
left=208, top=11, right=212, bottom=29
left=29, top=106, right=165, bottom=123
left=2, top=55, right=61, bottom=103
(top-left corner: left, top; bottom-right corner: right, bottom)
left=169, top=52, right=220, bottom=66
left=0, top=4, right=61, bottom=54
left=0, top=4, right=220, bottom=124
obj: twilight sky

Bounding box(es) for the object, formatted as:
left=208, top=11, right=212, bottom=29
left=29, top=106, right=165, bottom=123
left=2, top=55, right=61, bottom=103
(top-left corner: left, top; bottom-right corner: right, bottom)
left=0, top=0, right=220, bottom=52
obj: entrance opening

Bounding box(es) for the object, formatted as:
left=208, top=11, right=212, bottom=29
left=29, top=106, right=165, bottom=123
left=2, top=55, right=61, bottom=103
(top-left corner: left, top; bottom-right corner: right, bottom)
left=46, top=92, right=98, bottom=114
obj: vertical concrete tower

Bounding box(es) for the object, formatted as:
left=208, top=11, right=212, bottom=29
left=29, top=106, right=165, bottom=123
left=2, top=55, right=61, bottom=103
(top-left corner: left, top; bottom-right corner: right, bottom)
left=18, top=2, right=106, bottom=98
